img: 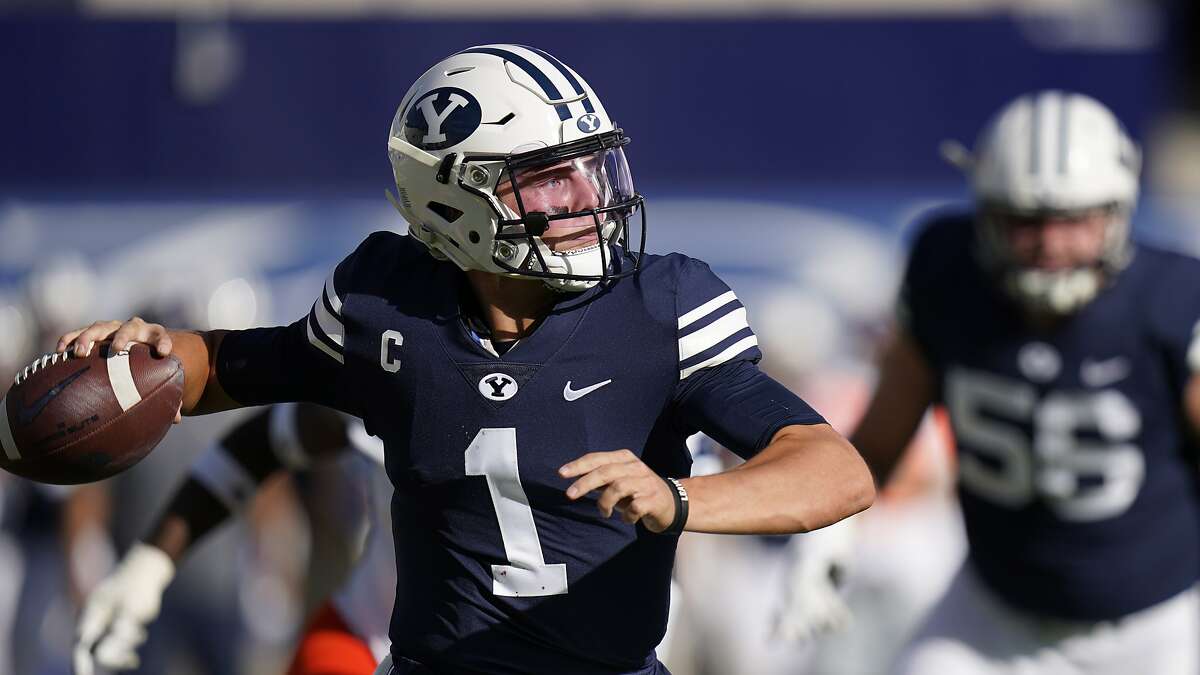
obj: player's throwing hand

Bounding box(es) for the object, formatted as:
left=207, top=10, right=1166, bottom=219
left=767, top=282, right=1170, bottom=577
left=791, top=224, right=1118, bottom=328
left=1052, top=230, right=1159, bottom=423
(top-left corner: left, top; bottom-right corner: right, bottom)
left=560, top=450, right=680, bottom=532
left=57, top=316, right=174, bottom=358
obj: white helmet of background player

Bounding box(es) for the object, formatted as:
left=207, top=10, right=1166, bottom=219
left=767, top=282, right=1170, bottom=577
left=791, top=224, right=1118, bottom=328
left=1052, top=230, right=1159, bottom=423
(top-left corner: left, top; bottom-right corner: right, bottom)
left=386, top=45, right=644, bottom=292
left=945, top=91, right=1141, bottom=315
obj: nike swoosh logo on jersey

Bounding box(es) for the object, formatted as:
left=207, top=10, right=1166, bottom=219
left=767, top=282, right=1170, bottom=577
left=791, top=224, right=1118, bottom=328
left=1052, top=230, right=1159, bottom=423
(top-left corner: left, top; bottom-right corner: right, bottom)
left=17, top=366, right=91, bottom=427
left=563, top=379, right=612, bottom=401
left=1080, top=357, right=1130, bottom=388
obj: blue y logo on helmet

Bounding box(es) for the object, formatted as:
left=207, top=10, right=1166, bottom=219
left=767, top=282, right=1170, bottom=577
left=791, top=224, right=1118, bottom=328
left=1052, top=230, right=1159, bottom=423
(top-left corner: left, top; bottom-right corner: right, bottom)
left=404, top=87, right=483, bottom=151
left=576, top=114, right=602, bottom=134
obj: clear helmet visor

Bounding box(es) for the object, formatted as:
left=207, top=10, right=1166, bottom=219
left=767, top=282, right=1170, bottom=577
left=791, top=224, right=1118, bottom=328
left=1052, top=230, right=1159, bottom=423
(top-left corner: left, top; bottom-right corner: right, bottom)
left=494, top=145, right=638, bottom=254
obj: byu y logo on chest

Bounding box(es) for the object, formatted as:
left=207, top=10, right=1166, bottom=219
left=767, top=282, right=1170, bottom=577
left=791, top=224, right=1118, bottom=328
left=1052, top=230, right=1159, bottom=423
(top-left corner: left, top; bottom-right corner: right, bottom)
left=479, top=373, right=519, bottom=401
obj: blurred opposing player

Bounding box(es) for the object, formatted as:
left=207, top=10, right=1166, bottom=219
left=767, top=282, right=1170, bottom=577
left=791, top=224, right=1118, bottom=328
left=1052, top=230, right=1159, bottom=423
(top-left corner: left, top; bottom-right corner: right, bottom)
left=57, top=45, right=873, bottom=674
left=853, top=91, right=1200, bottom=675
left=74, top=403, right=391, bottom=675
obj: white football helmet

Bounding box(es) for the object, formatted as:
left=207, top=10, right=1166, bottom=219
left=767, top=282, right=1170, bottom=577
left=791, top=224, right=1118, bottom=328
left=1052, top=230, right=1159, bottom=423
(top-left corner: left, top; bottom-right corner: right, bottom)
left=945, top=91, right=1141, bottom=315
left=386, top=45, right=644, bottom=292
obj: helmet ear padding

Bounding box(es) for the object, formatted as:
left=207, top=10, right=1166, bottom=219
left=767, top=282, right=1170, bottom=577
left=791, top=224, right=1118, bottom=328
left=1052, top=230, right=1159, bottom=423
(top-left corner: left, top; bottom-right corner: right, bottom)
left=428, top=202, right=464, bottom=224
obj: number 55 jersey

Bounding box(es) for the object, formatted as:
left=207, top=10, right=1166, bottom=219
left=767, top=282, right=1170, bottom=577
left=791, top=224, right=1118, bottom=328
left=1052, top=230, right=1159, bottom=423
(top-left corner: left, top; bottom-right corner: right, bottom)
left=212, top=232, right=825, bottom=674
left=901, top=213, right=1200, bottom=621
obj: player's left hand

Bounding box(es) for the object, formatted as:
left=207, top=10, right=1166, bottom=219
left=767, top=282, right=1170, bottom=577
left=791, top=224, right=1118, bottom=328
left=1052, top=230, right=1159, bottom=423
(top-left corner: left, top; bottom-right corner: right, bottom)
left=772, top=516, right=857, bottom=642
left=560, top=450, right=677, bottom=532
left=73, top=543, right=176, bottom=675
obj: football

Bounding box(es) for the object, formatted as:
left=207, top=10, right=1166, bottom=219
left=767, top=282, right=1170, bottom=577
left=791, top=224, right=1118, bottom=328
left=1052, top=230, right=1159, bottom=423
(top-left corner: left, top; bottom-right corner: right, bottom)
left=0, top=343, right=184, bottom=485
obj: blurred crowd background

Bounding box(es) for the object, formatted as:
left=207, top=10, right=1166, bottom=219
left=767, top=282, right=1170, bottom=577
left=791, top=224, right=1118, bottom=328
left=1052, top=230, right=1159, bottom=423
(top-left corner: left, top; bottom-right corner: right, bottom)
left=2, top=0, right=1199, bottom=673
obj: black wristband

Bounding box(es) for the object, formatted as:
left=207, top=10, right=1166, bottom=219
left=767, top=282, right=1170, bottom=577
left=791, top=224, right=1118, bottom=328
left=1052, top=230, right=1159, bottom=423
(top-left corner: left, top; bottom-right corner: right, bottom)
left=661, top=477, right=689, bottom=536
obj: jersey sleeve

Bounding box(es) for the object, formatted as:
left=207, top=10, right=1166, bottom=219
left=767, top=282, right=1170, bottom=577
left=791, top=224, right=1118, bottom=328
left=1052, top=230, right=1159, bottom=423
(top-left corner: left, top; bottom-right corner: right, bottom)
left=671, top=259, right=825, bottom=459
left=674, top=259, right=762, bottom=380
left=215, top=239, right=368, bottom=417
left=672, top=360, right=827, bottom=460
left=1147, top=252, right=1200, bottom=394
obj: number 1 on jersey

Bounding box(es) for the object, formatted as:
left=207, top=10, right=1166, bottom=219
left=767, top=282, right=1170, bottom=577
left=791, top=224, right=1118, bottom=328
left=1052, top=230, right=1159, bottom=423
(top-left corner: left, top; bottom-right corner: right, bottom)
left=465, top=428, right=569, bottom=597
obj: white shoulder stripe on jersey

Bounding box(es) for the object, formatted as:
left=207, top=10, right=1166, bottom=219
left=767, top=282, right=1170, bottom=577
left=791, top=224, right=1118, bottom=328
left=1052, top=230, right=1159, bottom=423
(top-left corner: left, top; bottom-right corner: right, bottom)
left=679, top=307, right=750, bottom=363
left=678, top=290, right=737, bottom=330
left=324, top=273, right=343, bottom=316
left=307, top=317, right=345, bottom=364
left=0, top=397, right=19, bottom=460
left=106, top=349, right=143, bottom=412
left=680, top=335, right=759, bottom=380
left=312, top=298, right=345, bottom=348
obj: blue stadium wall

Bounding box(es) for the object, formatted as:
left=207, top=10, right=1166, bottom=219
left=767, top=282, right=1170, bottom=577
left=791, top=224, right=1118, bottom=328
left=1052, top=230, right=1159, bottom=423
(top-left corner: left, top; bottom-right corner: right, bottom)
left=0, top=15, right=1171, bottom=195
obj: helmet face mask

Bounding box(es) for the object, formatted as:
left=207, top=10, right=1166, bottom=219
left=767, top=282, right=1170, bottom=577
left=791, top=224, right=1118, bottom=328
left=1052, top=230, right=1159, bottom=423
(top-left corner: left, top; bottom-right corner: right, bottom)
left=386, top=45, right=645, bottom=293
left=487, top=132, right=643, bottom=289
left=977, top=202, right=1131, bottom=315
left=951, top=91, right=1141, bottom=316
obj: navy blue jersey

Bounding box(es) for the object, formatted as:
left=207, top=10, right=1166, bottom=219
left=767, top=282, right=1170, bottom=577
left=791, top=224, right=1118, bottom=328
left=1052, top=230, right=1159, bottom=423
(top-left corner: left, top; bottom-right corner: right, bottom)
left=901, top=212, right=1200, bottom=621
left=216, top=232, right=825, bottom=674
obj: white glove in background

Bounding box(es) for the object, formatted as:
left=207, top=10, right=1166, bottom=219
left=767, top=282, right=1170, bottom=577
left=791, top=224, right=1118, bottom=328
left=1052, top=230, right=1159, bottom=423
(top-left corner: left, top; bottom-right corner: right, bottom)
left=73, top=543, right=175, bottom=675
left=772, top=514, right=859, bottom=642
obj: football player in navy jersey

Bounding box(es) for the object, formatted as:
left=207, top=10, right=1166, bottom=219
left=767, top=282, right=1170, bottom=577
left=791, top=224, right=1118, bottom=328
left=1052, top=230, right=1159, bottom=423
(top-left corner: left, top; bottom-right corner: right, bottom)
left=844, top=91, right=1200, bottom=675
left=57, top=45, right=873, bottom=675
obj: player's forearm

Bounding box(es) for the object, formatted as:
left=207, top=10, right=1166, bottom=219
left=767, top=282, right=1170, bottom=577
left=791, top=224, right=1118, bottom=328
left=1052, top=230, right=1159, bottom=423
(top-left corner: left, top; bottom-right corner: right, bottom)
left=61, top=484, right=115, bottom=602
left=169, top=329, right=239, bottom=416
left=144, top=404, right=349, bottom=563
left=681, top=424, right=875, bottom=535
left=141, top=408, right=277, bottom=562
left=145, top=481, right=231, bottom=563
left=851, top=425, right=915, bottom=490
left=851, top=329, right=936, bottom=488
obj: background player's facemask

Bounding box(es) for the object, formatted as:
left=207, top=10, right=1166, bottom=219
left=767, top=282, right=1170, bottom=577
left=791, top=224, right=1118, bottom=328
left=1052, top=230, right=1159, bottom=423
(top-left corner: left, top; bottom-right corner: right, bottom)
left=977, top=204, right=1132, bottom=316
left=481, top=131, right=644, bottom=292
left=944, top=90, right=1141, bottom=317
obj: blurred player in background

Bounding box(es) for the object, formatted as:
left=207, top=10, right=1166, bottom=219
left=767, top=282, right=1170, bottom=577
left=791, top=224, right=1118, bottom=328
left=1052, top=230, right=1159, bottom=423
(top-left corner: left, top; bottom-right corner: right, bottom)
left=846, top=91, right=1200, bottom=674
left=57, top=45, right=873, bottom=675
left=73, top=403, right=391, bottom=675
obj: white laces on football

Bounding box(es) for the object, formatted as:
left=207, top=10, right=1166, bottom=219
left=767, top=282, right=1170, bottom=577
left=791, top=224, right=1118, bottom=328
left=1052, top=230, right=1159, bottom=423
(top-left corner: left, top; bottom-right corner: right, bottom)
left=14, top=351, right=75, bottom=386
